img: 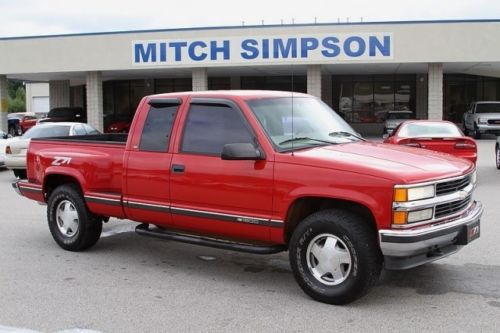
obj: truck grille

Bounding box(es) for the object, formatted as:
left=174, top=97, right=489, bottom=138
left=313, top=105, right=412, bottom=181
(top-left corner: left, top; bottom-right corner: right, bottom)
left=435, top=196, right=472, bottom=219
left=487, top=119, right=500, bottom=125
left=436, top=176, right=471, bottom=196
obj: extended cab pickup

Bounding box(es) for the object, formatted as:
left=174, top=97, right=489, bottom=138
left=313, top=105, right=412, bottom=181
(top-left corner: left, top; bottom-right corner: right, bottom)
left=14, top=91, right=483, bottom=305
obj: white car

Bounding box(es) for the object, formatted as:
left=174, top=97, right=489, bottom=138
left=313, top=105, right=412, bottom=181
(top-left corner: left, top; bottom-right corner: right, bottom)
left=5, top=122, right=99, bottom=178
left=463, top=101, right=500, bottom=139
left=383, top=110, right=414, bottom=135
left=0, top=130, right=11, bottom=167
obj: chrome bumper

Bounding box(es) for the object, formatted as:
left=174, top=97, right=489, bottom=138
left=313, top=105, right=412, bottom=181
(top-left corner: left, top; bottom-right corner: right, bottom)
left=379, top=201, right=483, bottom=270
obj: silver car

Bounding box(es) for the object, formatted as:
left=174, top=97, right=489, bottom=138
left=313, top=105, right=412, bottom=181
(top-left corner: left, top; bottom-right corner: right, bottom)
left=4, top=122, right=99, bottom=178
left=463, top=101, right=500, bottom=139
left=383, top=110, right=414, bottom=135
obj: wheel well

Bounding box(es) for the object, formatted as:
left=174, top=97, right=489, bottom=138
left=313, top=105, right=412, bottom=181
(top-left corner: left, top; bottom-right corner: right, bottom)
left=284, top=197, right=377, bottom=243
left=44, top=174, right=82, bottom=200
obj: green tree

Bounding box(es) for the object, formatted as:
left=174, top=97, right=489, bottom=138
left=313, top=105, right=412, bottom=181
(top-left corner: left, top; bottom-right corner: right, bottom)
left=7, top=80, right=26, bottom=113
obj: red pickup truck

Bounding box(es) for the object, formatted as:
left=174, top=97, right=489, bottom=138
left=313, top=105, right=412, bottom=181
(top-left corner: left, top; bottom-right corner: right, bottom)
left=14, top=90, right=483, bottom=304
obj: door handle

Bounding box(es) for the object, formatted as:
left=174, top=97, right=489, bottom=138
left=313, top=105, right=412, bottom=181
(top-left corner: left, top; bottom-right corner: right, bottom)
left=171, top=164, right=185, bottom=173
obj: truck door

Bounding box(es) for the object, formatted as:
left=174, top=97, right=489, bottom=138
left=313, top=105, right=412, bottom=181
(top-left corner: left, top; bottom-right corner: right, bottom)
left=123, top=99, right=181, bottom=226
left=169, top=99, right=275, bottom=242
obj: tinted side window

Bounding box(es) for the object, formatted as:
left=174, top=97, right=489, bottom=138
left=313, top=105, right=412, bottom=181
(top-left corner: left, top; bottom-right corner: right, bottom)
left=139, top=105, right=179, bottom=152
left=182, top=104, right=253, bottom=155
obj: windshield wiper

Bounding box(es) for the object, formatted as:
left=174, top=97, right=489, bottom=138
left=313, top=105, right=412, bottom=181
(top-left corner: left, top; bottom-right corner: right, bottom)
left=328, top=131, right=365, bottom=141
left=279, top=137, right=336, bottom=146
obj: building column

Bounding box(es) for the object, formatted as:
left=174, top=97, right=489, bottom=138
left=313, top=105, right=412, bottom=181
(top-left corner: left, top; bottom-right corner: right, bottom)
left=192, top=68, right=208, bottom=91
left=0, top=75, right=8, bottom=133
left=86, top=71, right=103, bottom=132
left=307, top=65, right=322, bottom=98
left=49, top=80, right=70, bottom=108
left=428, top=63, right=443, bottom=120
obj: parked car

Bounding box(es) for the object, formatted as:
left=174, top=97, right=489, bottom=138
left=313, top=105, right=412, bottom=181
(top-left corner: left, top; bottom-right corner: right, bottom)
left=5, top=122, right=99, bottom=178
left=383, top=110, right=414, bottom=134
left=0, top=130, right=11, bottom=167
left=8, top=112, right=35, bottom=136
left=496, top=136, right=500, bottom=169
left=105, top=120, right=131, bottom=133
left=463, top=101, right=500, bottom=139
left=38, top=107, right=86, bottom=124
left=384, top=120, right=477, bottom=164
left=13, top=91, right=482, bottom=305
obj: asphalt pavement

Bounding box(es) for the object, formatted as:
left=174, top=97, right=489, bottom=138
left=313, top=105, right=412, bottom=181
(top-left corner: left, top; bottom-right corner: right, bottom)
left=0, top=139, right=499, bottom=333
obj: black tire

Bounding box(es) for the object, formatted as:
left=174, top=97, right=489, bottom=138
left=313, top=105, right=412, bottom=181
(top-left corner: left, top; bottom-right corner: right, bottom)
left=462, top=122, right=468, bottom=136
left=47, top=184, right=102, bottom=251
left=496, top=144, right=500, bottom=170
left=473, top=124, right=481, bottom=139
left=289, top=209, right=382, bottom=305
left=13, top=169, right=27, bottom=179
left=9, top=126, right=16, bottom=137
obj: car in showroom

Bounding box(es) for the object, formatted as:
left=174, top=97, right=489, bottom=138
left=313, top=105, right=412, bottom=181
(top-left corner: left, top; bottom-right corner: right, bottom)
left=384, top=120, right=477, bottom=164
left=5, top=122, right=99, bottom=178
left=463, top=101, right=500, bottom=139
left=383, top=110, right=414, bottom=134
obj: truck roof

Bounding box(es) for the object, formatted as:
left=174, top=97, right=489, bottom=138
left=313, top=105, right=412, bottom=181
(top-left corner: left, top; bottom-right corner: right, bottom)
left=147, top=90, right=311, bottom=100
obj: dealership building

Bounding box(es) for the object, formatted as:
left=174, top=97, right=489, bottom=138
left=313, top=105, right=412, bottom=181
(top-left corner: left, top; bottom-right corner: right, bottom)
left=1, top=19, right=500, bottom=134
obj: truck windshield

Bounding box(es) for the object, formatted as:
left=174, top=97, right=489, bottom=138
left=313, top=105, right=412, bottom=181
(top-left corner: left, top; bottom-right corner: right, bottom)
left=476, top=103, right=500, bottom=114
left=247, top=97, right=361, bottom=152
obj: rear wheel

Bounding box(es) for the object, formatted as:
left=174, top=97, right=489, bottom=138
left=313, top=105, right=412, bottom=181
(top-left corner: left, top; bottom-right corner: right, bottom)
left=47, top=184, right=102, bottom=251
left=13, top=169, right=27, bottom=179
left=496, top=144, right=500, bottom=169
left=289, top=209, right=382, bottom=305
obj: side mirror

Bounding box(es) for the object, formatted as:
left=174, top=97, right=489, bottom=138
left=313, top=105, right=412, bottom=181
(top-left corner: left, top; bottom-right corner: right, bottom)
left=221, top=143, right=263, bottom=160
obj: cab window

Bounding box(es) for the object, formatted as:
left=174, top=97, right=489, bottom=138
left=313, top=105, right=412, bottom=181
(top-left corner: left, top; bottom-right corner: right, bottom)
left=139, top=104, right=179, bottom=152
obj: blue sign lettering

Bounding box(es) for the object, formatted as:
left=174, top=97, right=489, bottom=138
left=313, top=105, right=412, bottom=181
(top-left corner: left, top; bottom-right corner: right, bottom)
left=133, top=34, right=392, bottom=65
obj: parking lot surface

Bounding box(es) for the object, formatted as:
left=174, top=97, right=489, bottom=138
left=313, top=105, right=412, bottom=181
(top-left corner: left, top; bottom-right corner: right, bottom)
left=1, top=139, right=500, bottom=333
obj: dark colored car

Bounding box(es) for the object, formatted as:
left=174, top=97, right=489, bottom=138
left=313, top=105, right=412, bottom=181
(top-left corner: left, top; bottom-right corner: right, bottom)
left=39, top=107, right=86, bottom=124
left=105, top=120, right=131, bottom=133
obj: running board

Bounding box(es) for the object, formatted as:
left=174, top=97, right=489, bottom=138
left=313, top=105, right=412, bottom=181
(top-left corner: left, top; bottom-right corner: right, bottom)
left=135, top=223, right=286, bottom=255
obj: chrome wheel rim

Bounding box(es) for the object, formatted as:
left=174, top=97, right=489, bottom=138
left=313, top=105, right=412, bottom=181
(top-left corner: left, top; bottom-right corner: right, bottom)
left=56, top=200, right=79, bottom=237
left=306, top=233, right=352, bottom=286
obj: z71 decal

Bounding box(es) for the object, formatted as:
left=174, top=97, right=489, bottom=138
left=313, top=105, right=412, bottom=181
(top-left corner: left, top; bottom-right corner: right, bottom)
left=52, top=156, right=72, bottom=166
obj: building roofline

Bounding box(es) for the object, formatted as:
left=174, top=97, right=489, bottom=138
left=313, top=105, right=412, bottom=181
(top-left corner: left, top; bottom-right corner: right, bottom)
left=1, top=19, right=499, bottom=41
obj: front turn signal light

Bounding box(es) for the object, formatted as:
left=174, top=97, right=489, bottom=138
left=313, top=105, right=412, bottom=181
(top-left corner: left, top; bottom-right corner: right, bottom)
left=393, top=188, right=408, bottom=202
left=393, top=211, right=407, bottom=225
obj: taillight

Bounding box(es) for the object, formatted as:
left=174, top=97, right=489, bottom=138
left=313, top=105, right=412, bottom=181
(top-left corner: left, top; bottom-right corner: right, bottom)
left=5, top=146, right=11, bottom=154
left=455, top=141, right=476, bottom=150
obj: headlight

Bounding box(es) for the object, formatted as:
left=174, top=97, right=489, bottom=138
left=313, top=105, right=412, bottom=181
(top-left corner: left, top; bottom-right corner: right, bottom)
left=394, top=184, right=435, bottom=202
left=478, top=118, right=488, bottom=124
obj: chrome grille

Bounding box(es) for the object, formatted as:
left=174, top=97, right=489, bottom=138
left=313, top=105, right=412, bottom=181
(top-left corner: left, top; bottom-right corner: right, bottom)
left=435, top=196, right=472, bottom=219
left=436, top=176, right=470, bottom=196
left=487, top=119, right=500, bottom=125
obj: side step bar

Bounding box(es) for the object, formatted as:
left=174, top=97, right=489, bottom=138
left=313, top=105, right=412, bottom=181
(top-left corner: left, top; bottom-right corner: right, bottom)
left=135, top=223, right=286, bottom=255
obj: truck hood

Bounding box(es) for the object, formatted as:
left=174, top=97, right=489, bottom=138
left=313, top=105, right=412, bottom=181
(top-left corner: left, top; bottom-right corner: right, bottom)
left=283, top=141, right=474, bottom=184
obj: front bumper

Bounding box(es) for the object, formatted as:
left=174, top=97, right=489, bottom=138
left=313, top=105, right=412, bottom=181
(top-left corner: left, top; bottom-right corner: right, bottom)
left=477, top=124, right=500, bottom=135
left=379, top=201, right=483, bottom=270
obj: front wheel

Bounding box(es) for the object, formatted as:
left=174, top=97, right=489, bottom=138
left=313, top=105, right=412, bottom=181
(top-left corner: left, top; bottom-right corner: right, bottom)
left=496, top=144, right=500, bottom=170
left=289, top=209, right=382, bottom=305
left=473, top=124, right=482, bottom=139
left=47, top=184, right=103, bottom=251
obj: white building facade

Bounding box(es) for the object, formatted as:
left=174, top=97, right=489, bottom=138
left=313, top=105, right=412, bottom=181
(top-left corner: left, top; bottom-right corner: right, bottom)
left=1, top=20, right=500, bottom=134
